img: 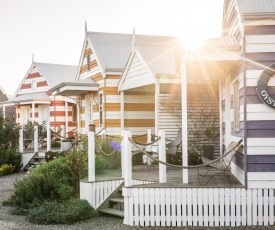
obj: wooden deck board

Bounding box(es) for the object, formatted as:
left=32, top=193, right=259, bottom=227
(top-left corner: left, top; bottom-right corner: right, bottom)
left=95, top=165, right=243, bottom=188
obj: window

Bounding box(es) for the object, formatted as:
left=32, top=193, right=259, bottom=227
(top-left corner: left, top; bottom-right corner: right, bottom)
left=99, top=92, right=103, bottom=127
left=233, top=81, right=240, bottom=132
left=72, top=104, right=77, bottom=122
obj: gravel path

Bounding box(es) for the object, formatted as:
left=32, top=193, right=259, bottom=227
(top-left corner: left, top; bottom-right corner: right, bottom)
left=0, top=173, right=273, bottom=230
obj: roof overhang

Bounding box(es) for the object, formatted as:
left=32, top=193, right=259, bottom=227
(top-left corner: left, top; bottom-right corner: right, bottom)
left=2, top=92, right=51, bottom=105
left=49, top=81, right=99, bottom=96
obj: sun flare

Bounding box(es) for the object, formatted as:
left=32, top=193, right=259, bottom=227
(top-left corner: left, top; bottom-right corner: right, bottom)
left=179, top=35, right=206, bottom=50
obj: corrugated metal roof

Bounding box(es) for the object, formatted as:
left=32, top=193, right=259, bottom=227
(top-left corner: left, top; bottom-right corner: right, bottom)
left=33, top=62, right=78, bottom=87
left=135, top=44, right=177, bottom=76
left=237, top=0, right=275, bottom=16
left=4, top=92, right=50, bottom=104
left=87, top=32, right=177, bottom=72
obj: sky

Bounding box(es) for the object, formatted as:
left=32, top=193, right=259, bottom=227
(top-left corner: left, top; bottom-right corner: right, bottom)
left=0, top=0, right=223, bottom=96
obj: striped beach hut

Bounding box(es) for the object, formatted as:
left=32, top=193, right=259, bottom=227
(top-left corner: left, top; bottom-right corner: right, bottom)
left=4, top=62, right=78, bottom=135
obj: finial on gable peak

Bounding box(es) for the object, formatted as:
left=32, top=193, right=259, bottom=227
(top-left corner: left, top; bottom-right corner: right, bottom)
left=132, top=28, right=136, bottom=52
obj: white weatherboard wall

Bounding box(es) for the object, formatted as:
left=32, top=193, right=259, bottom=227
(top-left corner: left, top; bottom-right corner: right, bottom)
left=123, top=187, right=275, bottom=227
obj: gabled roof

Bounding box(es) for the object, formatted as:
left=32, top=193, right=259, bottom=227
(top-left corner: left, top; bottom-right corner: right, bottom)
left=135, top=44, right=178, bottom=76
left=236, top=0, right=275, bottom=21
left=87, top=32, right=177, bottom=72
left=33, top=62, right=78, bottom=87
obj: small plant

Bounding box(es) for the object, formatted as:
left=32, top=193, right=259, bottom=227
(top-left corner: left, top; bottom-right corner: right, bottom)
left=0, top=164, right=15, bottom=176
left=28, top=199, right=94, bottom=224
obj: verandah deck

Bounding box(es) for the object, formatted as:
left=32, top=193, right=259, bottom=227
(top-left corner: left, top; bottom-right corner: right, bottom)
left=95, top=165, right=243, bottom=188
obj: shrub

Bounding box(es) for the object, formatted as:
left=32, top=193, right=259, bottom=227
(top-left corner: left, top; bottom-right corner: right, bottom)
left=132, top=152, right=143, bottom=165
left=28, top=199, right=94, bottom=224
left=188, top=147, right=202, bottom=165
left=9, top=157, right=74, bottom=211
left=0, top=116, right=20, bottom=152
left=0, top=164, right=15, bottom=176
left=51, top=140, right=60, bottom=148
left=66, top=149, right=88, bottom=196
left=45, top=150, right=66, bottom=162
left=0, top=150, right=22, bottom=173
left=95, top=154, right=107, bottom=174
left=23, top=120, right=47, bottom=146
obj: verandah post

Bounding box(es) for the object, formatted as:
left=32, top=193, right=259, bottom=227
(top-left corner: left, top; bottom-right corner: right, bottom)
left=145, top=129, right=152, bottom=152
left=47, top=125, right=51, bottom=151
left=34, top=125, right=38, bottom=152
left=158, top=130, right=166, bottom=183
left=88, top=131, right=95, bottom=182
left=19, top=127, right=23, bottom=152
left=122, top=131, right=132, bottom=186
left=61, top=124, right=65, bottom=140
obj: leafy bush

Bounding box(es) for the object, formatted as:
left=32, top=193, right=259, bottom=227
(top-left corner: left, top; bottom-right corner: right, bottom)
left=95, top=154, right=107, bottom=174
left=0, top=116, right=20, bottom=152
left=9, top=157, right=74, bottom=211
left=51, top=140, right=60, bottom=148
left=0, top=164, right=15, bottom=176
left=23, top=120, right=47, bottom=146
left=132, top=152, right=143, bottom=165
left=0, top=150, right=22, bottom=172
left=28, top=199, right=94, bottom=224
left=188, top=147, right=202, bottom=165
left=66, top=149, right=88, bottom=196
left=45, top=150, right=66, bottom=162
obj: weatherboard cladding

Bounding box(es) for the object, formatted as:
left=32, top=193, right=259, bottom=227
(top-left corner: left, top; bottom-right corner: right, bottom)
left=241, top=20, right=275, bottom=174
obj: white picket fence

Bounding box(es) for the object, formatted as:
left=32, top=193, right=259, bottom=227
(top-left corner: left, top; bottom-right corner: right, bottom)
left=123, top=187, right=275, bottom=227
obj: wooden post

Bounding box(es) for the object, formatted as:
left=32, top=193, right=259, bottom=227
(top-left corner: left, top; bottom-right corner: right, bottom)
left=158, top=130, right=166, bottom=183
left=47, top=125, right=51, bottom=151
left=88, top=131, right=95, bottom=182
left=145, top=129, right=152, bottom=152
left=34, top=125, right=38, bottom=152
left=19, top=128, right=23, bottom=152
left=120, top=91, right=124, bottom=132
left=181, top=58, right=188, bottom=183
left=60, top=125, right=65, bottom=151
left=123, top=131, right=132, bottom=186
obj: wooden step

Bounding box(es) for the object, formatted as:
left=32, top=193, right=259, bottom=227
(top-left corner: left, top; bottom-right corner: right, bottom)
left=99, top=208, right=124, bottom=218
left=109, top=198, right=124, bottom=204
